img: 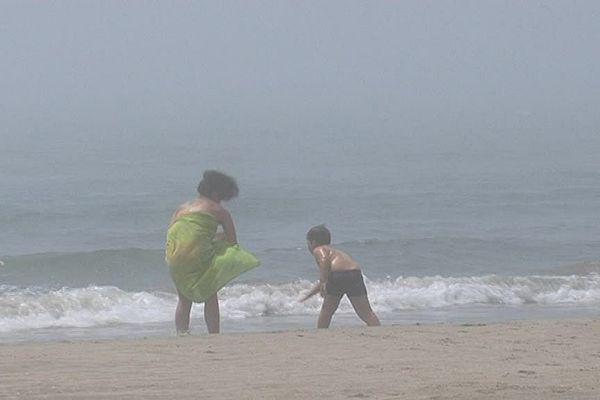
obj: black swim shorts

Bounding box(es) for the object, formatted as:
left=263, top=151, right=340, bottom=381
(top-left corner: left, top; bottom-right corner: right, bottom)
left=326, top=270, right=368, bottom=297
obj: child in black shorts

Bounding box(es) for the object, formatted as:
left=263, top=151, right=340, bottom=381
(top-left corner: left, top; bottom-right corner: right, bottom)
left=300, top=225, right=381, bottom=328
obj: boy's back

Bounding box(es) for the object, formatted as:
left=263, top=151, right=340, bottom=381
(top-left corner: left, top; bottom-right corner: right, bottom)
left=312, top=245, right=360, bottom=272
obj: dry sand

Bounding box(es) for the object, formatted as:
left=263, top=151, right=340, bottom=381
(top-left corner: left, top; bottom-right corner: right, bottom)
left=1, top=319, right=599, bottom=399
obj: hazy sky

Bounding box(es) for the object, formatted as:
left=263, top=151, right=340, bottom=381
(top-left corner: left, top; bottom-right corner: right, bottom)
left=2, top=1, right=599, bottom=154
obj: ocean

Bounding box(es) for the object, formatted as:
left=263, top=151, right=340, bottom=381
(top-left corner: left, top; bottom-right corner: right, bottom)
left=2, top=133, right=600, bottom=342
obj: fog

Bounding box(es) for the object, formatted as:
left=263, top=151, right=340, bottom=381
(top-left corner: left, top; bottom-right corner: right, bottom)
left=1, top=1, right=599, bottom=157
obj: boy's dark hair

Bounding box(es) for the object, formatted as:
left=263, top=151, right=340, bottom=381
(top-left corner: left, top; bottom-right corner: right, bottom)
left=306, top=224, right=331, bottom=245
left=197, top=170, right=239, bottom=201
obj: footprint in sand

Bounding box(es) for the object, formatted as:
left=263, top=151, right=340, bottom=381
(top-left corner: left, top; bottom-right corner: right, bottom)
left=517, top=370, right=536, bottom=375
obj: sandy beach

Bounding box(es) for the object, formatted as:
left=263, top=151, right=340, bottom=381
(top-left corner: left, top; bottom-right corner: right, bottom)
left=0, top=319, right=599, bottom=399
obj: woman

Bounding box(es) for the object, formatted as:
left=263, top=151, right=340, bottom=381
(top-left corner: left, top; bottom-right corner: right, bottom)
left=165, top=170, right=259, bottom=334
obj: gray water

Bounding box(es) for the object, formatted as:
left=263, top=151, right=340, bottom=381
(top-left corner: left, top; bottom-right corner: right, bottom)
left=2, top=1, right=600, bottom=341
left=2, top=139, right=600, bottom=341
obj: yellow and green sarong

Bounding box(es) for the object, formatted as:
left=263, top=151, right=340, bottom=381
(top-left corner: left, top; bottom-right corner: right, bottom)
left=165, top=212, right=259, bottom=302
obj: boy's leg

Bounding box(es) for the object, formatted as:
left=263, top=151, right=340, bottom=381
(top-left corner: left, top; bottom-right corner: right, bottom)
left=204, top=292, right=220, bottom=334
left=348, top=295, right=381, bottom=326
left=318, top=295, right=342, bottom=328
left=175, top=290, right=193, bottom=334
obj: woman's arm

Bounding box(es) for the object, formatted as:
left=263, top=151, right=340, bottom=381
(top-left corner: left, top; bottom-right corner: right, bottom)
left=168, top=205, right=184, bottom=227
left=216, top=207, right=238, bottom=244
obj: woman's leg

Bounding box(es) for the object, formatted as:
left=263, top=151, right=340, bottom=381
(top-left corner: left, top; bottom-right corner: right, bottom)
left=204, top=292, right=220, bottom=334
left=175, top=290, right=193, bottom=334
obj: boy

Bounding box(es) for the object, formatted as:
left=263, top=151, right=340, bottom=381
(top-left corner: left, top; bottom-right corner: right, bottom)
left=301, top=225, right=380, bottom=328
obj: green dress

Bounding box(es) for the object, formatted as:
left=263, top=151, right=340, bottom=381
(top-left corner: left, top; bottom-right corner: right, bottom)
left=165, top=212, right=259, bottom=302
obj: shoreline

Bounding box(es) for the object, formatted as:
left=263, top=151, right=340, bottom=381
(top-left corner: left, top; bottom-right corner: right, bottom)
left=3, top=302, right=600, bottom=345
left=1, top=318, right=599, bottom=399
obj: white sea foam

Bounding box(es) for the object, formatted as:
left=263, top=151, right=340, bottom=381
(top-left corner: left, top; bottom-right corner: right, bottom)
left=0, top=286, right=174, bottom=333
left=1, top=273, right=600, bottom=333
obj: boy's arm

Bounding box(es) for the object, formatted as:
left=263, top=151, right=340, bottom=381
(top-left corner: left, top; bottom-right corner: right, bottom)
left=300, top=248, right=331, bottom=302
left=300, top=283, right=322, bottom=302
